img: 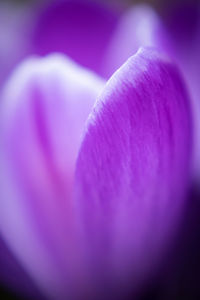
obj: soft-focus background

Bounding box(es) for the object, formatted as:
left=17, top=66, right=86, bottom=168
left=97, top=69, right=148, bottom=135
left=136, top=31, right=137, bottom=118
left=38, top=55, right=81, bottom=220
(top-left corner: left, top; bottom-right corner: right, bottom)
left=0, top=0, right=199, bottom=299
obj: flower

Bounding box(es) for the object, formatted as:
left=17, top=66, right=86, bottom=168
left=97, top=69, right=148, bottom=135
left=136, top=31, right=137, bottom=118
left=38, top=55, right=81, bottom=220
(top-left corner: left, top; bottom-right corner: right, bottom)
left=104, top=0, right=200, bottom=183
left=29, top=0, right=200, bottom=181
left=0, top=1, right=197, bottom=299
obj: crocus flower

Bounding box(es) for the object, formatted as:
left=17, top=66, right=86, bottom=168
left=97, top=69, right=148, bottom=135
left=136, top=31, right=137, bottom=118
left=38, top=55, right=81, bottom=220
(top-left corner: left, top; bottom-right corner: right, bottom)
left=0, top=1, right=197, bottom=299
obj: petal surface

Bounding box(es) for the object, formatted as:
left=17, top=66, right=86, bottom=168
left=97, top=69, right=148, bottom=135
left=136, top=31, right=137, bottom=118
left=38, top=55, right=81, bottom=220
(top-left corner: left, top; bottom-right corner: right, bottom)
left=0, top=54, right=104, bottom=299
left=75, top=48, right=192, bottom=297
left=32, top=0, right=119, bottom=78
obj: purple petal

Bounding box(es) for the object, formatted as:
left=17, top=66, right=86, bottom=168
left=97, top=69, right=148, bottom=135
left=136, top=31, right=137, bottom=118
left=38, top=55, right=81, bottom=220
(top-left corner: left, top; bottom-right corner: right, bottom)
left=0, top=2, right=32, bottom=85
left=163, top=2, right=200, bottom=183
left=0, top=54, right=104, bottom=299
left=75, top=48, right=192, bottom=297
left=32, top=0, right=119, bottom=77
left=104, top=2, right=200, bottom=184
left=103, top=5, right=172, bottom=78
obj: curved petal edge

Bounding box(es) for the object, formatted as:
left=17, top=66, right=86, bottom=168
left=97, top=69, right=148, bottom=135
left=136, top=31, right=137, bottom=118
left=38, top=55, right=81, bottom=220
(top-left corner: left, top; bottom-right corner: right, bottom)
left=75, top=47, right=192, bottom=297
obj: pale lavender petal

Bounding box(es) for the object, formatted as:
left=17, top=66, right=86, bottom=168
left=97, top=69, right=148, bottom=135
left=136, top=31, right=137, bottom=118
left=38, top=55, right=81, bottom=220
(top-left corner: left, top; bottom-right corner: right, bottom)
left=75, top=48, right=192, bottom=297
left=32, top=0, right=119, bottom=77
left=0, top=54, right=104, bottom=299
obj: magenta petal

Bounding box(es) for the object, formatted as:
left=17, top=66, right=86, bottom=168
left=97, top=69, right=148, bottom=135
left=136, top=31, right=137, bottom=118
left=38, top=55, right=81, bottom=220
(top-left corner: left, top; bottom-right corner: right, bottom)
left=0, top=54, right=104, bottom=299
left=75, top=48, right=192, bottom=296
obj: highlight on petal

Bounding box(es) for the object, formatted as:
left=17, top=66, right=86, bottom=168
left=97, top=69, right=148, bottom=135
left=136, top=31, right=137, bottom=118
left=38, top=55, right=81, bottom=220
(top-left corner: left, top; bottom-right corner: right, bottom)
left=104, top=4, right=171, bottom=78
left=32, top=0, right=119, bottom=77
left=0, top=54, right=104, bottom=299
left=75, top=47, right=192, bottom=297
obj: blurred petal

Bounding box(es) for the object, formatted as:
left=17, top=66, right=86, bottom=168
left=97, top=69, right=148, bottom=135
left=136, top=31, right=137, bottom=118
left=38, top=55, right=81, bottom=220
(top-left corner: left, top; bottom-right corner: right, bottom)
left=0, top=54, right=104, bottom=299
left=104, top=5, right=171, bottom=78
left=32, top=0, right=119, bottom=77
left=0, top=2, right=33, bottom=86
left=163, top=2, right=200, bottom=183
left=75, top=48, right=192, bottom=297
